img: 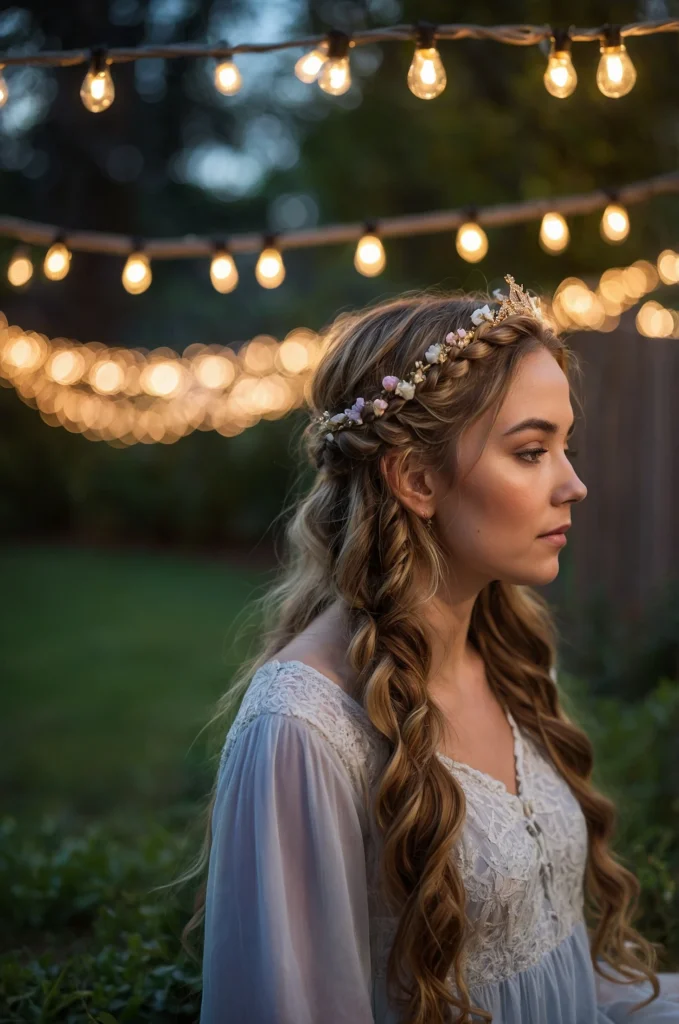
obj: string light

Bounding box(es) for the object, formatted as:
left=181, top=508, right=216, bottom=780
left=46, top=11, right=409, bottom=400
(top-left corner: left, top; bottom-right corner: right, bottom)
left=46, top=348, right=85, bottom=385
left=294, top=39, right=328, bottom=83
left=543, top=28, right=577, bottom=98
left=8, top=246, right=34, bottom=287
left=600, top=193, right=630, bottom=243
left=354, top=224, right=386, bottom=276
left=407, top=21, right=447, bottom=100
left=317, top=29, right=351, bottom=96
left=596, top=24, right=637, bottom=98
left=214, top=44, right=242, bottom=96
left=657, top=249, right=679, bottom=285
left=539, top=212, right=570, bottom=254
left=0, top=20, right=676, bottom=119
left=90, top=357, right=126, bottom=395
left=255, top=235, right=285, bottom=288
left=636, top=299, right=675, bottom=337
left=2, top=172, right=677, bottom=290
left=141, top=359, right=183, bottom=398
left=4, top=245, right=679, bottom=447
left=456, top=213, right=488, bottom=263
left=210, top=243, right=239, bottom=293
left=2, top=333, right=45, bottom=372
left=43, top=235, right=72, bottom=281
left=122, top=243, right=152, bottom=294
left=80, top=47, right=115, bottom=112
left=193, top=351, right=236, bottom=389
left=0, top=65, right=8, bottom=108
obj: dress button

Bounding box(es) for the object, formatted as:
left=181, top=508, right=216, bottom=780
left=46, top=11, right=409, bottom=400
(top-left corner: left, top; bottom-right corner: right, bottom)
left=523, top=800, right=533, bottom=816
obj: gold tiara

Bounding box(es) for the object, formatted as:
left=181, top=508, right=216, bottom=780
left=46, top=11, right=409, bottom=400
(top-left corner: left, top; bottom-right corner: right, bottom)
left=312, top=274, right=543, bottom=441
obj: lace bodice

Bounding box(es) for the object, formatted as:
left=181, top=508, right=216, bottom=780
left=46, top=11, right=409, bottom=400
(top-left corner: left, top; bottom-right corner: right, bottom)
left=218, top=658, right=590, bottom=991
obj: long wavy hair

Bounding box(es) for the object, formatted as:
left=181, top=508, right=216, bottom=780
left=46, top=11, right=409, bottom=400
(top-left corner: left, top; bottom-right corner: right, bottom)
left=165, top=285, right=663, bottom=1023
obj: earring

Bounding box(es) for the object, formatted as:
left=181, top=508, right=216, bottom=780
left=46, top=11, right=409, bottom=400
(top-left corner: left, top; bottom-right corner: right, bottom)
left=425, top=515, right=434, bottom=530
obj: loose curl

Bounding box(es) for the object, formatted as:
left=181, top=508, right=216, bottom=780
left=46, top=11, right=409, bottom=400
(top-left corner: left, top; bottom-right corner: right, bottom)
left=165, top=285, right=663, bottom=1023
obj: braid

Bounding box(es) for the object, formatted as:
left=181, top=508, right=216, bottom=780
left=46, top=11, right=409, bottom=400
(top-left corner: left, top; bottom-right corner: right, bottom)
left=180, top=287, right=661, bottom=1023
left=297, top=291, right=661, bottom=1021
left=309, top=313, right=533, bottom=473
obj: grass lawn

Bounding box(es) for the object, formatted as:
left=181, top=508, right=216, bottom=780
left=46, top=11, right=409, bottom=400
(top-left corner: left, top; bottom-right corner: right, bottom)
left=0, top=542, right=272, bottom=820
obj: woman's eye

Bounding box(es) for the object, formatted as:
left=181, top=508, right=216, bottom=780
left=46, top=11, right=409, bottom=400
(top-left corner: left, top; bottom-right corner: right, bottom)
left=518, top=447, right=578, bottom=464
left=518, top=448, right=547, bottom=464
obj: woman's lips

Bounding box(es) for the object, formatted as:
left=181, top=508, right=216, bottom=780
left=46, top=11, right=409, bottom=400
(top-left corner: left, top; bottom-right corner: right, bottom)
left=539, top=532, right=567, bottom=546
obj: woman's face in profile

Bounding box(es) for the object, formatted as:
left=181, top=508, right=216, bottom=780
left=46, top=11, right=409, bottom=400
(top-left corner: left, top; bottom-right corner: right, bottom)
left=435, top=346, right=588, bottom=589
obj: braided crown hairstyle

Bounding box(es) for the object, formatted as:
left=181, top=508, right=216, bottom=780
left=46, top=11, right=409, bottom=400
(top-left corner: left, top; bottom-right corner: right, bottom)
left=172, top=286, right=663, bottom=1024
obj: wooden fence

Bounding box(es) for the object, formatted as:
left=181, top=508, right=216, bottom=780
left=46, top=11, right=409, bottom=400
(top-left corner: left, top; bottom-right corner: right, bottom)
left=546, top=310, right=678, bottom=632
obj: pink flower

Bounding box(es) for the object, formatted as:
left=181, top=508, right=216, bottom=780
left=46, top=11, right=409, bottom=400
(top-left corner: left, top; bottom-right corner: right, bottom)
left=382, top=375, right=399, bottom=391
left=372, top=398, right=388, bottom=416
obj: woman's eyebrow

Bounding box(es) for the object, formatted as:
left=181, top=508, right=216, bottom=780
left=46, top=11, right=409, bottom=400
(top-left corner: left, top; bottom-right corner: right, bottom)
left=502, top=417, right=576, bottom=437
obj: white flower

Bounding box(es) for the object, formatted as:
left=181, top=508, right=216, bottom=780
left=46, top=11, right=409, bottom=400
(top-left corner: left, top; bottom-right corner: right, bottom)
left=528, top=294, right=542, bottom=318
left=324, top=432, right=334, bottom=442
left=471, top=304, right=495, bottom=326
left=395, top=380, right=415, bottom=400
left=330, top=412, right=347, bottom=424
left=425, top=343, right=443, bottom=364
left=492, top=288, right=505, bottom=301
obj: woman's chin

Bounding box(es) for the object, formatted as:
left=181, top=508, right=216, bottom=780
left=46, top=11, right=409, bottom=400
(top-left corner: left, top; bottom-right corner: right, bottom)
left=503, top=558, right=561, bottom=587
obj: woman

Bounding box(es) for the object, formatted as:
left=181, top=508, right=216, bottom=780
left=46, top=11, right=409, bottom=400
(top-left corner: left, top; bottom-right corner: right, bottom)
left=192, top=277, right=679, bottom=1022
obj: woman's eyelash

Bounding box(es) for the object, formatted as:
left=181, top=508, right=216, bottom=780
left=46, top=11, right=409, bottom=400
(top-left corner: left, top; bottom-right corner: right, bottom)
left=518, top=447, right=579, bottom=464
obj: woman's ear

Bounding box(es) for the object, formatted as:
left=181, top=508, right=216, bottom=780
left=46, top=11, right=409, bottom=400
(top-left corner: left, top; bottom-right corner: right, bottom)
left=380, top=451, right=436, bottom=518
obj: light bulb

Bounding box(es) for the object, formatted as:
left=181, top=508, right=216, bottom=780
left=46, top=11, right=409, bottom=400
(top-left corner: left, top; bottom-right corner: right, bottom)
left=8, top=247, right=33, bottom=287
left=455, top=222, right=488, bottom=263
left=214, top=59, right=242, bottom=96
left=44, top=240, right=72, bottom=281
left=600, top=203, right=630, bottom=243
left=4, top=335, right=42, bottom=370
left=122, top=251, right=152, bottom=294
left=194, top=354, right=234, bottom=390
left=91, top=359, right=125, bottom=395
left=47, top=349, right=84, bottom=385
left=543, top=34, right=577, bottom=98
left=318, top=56, right=351, bottom=95
left=255, top=247, right=285, bottom=289
left=142, top=361, right=181, bottom=398
left=318, top=30, right=352, bottom=96
left=295, top=41, right=328, bottom=84
left=407, top=46, right=446, bottom=99
left=0, top=65, right=8, bottom=108
left=596, top=27, right=636, bottom=98
left=539, top=212, right=570, bottom=254
left=80, top=53, right=115, bottom=112
left=210, top=250, right=239, bottom=293
left=354, top=233, right=386, bottom=276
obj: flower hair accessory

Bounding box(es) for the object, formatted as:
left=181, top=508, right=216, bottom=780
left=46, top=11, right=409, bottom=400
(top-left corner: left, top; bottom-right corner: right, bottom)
left=313, top=274, right=543, bottom=442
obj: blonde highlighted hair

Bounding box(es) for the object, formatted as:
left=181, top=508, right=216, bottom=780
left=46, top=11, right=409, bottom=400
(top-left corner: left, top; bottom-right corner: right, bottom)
left=167, top=285, right=662, bottom=1023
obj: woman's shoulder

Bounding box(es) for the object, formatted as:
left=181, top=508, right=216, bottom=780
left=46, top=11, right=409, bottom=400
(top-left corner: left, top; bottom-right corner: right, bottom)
left=219, top=657, right=389, bottom=795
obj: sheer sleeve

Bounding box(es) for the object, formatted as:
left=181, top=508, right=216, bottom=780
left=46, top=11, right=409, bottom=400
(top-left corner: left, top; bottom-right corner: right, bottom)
left=200, top=711, right=375, bottom=1024
left=593, top=960, right=679, bottom=1022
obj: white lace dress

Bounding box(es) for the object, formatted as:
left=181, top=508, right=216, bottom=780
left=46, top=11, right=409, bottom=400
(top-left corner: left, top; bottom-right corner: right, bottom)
left=200, top=659, right=679, bottom=1023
